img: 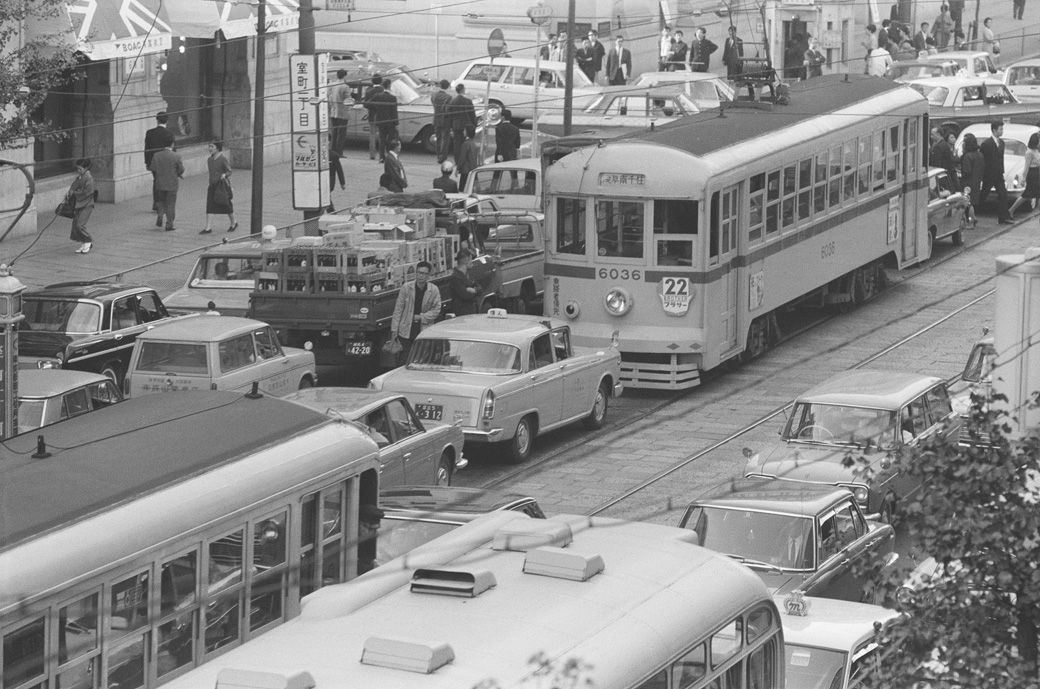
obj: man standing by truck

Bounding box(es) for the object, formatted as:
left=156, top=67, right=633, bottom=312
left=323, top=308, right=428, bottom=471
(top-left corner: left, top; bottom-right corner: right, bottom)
left=390, top=261, right=441, bottom=362
left=449, top=250, right=480, bottom=316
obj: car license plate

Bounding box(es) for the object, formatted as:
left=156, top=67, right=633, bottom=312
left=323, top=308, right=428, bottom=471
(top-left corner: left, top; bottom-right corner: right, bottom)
left=346, top=341, right=373, bottom=356
left=415, top=404, right=444, bottom=421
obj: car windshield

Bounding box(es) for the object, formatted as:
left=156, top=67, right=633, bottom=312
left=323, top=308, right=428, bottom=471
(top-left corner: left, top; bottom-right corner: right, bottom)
left=17, top=399, right=45, bottom=433
left=407, top=339, right=521, bottom=374
left=134, top=342, right=209, bottom=375
left=683, top=507, right=815, bottom=571
left=23, top=299, right=102, bottom=334
left=190, top=256, right=261, bottom=284
left=907, top=83, right=950, bottom=106
left=385, top=76, right=421, bottom=104
left=785, top=644, right=848, bottom=689
left=784, top=402, right=898, bottom=448
left=377, top=518, right=459, bottom=564
left=891, top=64, right=947, bottom=79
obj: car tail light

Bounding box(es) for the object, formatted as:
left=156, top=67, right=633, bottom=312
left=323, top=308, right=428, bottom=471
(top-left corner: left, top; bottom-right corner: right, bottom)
left=481, top=389, right=495, bottom=420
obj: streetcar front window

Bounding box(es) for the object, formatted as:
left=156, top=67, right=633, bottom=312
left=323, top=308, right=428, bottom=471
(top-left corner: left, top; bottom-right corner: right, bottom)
left=597, top=200, right=644, bottom=258
left=555, top=197, right=586, bottom=255
left=654, top=200, right=697, bottom=266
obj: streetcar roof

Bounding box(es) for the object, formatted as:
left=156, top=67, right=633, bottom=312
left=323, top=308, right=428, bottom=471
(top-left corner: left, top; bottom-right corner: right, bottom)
left=795, top=370, right=946, bottom=409
left=159, top=515, right=777, bottom=689
left=0, top=391, right=335, bottom=547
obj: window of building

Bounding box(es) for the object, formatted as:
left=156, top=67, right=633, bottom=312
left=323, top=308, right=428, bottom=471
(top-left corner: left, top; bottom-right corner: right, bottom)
left=555, top=197, right=586, bottom=255
left=596, top=199, right=644, bottom=259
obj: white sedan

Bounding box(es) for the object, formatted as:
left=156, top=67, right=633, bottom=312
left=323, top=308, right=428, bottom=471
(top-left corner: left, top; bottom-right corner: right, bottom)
left=955, top=122, right=1040, bottom=199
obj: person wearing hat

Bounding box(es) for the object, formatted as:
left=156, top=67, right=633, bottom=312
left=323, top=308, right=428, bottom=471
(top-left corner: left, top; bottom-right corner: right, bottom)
left=433, top=161, right=459, bottom=193
left=358, top=504, right=385, bottom=575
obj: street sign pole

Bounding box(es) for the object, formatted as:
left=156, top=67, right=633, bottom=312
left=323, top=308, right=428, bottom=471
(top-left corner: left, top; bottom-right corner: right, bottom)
left=526, top=4, right=553, bottom=158
left=481, top=28, right=506, bottom=164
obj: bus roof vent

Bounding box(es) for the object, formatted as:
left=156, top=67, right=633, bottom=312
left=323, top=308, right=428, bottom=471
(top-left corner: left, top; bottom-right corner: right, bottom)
left=410, top=568, right=496, bottom=597
left=523, top=546, right=605, bottom=582
left=361, top=637, right=455, bottom=674
left=492, top=519, right=573, bottom=552
left=215, top=669, right=315, bottom=689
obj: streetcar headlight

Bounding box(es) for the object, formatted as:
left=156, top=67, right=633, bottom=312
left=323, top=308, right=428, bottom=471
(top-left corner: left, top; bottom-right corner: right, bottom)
left=603, top=287, right=633, bottom=316
left=564, top=301, right=580, bottom=319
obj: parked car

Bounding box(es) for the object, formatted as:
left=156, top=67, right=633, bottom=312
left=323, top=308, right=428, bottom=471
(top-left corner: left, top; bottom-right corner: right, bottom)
left=630, top=70, right=735, bottom=107
left=282, top=387, right=467, bottom=487
left=537, top=85, right=702, bottom=137
left=376, top=485, right=545, bottom=563
left=905, top=76, right=1039, bottom=132
left=452, top=57, right=602, bottom=122
left=745, top=370, right=962, bottom=522
left=920, top=50, right=1001, bottom=78
left=126, top=316, right=316, bottom=398
left=887, top=58, right=959, bottom=82
left=950, top=336, right=996, bottom=417
left=1004, top=58, right=1040, bottom=103
left=17, top=369, right=122, bottom=434
left=369, top=310, right=623, bottom=463
left=926, top=166, right=969, bottom=247
left=680, top=478, right=896, bottom=602
left=164, top=239, right=290, bottom=317
left=19, top=282, right=197, bottom=387
left=463, top=158, right=541, bottom=212
left=955, top=122, right=1040, bottom=200
left=779, top=593, right=904, bottom=689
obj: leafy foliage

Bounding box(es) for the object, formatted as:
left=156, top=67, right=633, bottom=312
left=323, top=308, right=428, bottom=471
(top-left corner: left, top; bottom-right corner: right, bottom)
left=864, top=393, right=1040, bottom=688
left=0, top=0, right=80, bottom=148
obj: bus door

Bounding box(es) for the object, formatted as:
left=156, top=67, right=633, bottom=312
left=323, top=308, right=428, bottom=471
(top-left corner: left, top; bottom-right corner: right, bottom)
left=711, top=189, right=740, bottom=352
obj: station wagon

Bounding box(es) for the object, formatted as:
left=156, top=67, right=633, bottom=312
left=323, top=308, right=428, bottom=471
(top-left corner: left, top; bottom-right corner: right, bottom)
left=17, top=369, right=122, bottom=434
left=126, top=316, right=316, bottom=398
left=368, top=310, right=622, bottom=463
left=745, top=370, right=961, bottom=521
left=680, top=478, right=896, bottom=602
left=453, top=57, right=602, bottom=122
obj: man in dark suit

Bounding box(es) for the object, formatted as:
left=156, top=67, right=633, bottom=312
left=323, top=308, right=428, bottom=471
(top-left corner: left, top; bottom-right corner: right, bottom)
left=688, top=27, right=718, bottom=72
left=495, top=111, right=521, bottom=162
left=605, top=35, right=631, bottom=85
left=431, top=79, right=453, bottom=164
left=576, top=38, right=596, bottom=81
left=150, top=143, right=184, bottom=231
left=367, top=78, right=399, bottom=164
left=383, top=139, right=407, bottom=193
left=587, top=30, right=606, bottom=84
left=449, top=84, right=477, bottom=164
left=722, top=26, right=743, bottom=78
left=979, top=121, right=1013, bottom=223
left=668, top=31, right=688, bottom=71
left=913, top=22, right=930, bottom=53
left=362, top=76, right=383, bottom=160
left=144, top=111, right=175, bottom=212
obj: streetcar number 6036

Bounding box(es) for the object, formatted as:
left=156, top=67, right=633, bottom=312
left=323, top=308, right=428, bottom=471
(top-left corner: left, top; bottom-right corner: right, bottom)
left=598, top=268, right=642, bottom=280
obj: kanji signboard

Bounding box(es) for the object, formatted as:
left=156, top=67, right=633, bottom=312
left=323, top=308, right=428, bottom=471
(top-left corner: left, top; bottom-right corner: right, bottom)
left=290, top=53, right=330, bottom=210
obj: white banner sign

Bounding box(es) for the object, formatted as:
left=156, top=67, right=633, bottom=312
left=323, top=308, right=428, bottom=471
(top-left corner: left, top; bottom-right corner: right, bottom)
left=289, top=53, right=330, bottom=210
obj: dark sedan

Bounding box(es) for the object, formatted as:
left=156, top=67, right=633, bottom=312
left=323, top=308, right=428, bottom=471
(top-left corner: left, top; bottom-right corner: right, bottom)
left=679, top=478, right=897, bottom=603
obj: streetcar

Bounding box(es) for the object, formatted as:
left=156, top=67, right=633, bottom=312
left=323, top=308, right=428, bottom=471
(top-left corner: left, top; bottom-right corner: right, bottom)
left=0, top=391, right=381, bottom=689
left=154, top=512, right=785, bottom=689
left=542, top=74, right=931, bottom=389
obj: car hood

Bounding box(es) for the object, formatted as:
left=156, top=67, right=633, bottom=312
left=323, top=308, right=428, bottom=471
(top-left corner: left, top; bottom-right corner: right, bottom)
left=18, top=331, right=77, bottom=357
left=748, top=441, right=874, bottom=485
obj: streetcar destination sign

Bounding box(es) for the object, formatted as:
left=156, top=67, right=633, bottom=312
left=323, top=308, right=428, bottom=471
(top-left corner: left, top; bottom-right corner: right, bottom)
left=599, top=172, right=646, bottom=186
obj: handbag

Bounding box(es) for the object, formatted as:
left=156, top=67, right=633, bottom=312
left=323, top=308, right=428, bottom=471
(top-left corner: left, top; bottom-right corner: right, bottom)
left=379, top=338, right=403, bottom=368
left=56, top=196, right=75, bottom=218
left=992, top=41, right=1001, bottom=56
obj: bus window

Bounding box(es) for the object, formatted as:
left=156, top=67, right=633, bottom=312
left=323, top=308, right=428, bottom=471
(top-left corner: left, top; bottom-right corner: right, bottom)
left=209, top=530, right=245, bottom=590
left=555, top=197, right=586, bottom=255
left=596, top=200, right=644, bottom=258
left=745, top=606, right=773, bottom=642
left=672, top=643, right=708, bottom=689
left=58, top=653, right=97, bottom=689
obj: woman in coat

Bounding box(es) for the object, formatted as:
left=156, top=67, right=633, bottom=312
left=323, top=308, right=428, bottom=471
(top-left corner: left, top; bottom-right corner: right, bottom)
left=201, top=140, right=237, bottom=234
left=960, top=133, right=985, bottom=226
left=1010, top=132, right=1040, bottom=218
left=68, top=158, right=95, bottom=254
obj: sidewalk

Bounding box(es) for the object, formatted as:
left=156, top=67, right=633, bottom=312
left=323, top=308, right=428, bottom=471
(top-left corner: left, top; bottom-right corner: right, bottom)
left=0, top=144, right=443, bottom=293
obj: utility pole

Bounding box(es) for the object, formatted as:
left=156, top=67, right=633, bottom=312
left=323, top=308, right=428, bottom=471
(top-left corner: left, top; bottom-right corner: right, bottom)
left=562, top=0, right=576, bottom=135
left=250, top=0, right=267, bottom=236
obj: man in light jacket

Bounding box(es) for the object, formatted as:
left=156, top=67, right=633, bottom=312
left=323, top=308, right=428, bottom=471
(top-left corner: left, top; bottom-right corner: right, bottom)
left=390, top=261, right=442, bottom=361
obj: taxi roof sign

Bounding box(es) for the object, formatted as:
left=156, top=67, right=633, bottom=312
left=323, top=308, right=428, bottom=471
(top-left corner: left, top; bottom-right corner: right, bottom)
left=784, top=590, right=810, bottom=616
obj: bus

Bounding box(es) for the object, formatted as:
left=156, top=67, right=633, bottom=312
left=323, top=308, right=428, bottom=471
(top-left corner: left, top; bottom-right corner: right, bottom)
left=154, top=511, right=784, bottom=689
left=541, top=74, right=931, bottom=389
left=0, top=391, right=381, bottom=689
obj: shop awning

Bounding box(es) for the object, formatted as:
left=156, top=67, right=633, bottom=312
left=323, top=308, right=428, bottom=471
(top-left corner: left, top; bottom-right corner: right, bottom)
left=218, top=0, right=300, bottom=39
left=63, top=0, right=222, bottom=61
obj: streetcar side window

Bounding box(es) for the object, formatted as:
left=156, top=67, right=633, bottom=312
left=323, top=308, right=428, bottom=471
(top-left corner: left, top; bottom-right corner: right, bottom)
left=814, top=151, right=828, bottom=214
left=555, top=197, right=586, bottom=255
left=765, top=171, right=780, bottom=236
left=887, top=124, right=901, bottom=183
left=873, top=129, right=886, bottom=190
left=748, top=173, right=765, bottom=243
left=858, top=134, right=872, bottom=195
left=781, top=164, right=797, bottom=229
left=843, top=139, right=857, bottom=201
left=829, top=144, right=843, bottom=207
left=596, top=199, right=644, bottom=259
left=654, top=200, right=697, bottom=267
left=905, top=117, right=919, bottom=174
left=798, top=158, right=812, bottom=221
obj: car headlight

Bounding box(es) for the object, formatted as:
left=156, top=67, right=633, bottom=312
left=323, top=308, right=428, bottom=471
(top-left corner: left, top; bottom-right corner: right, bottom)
left=603, top=287, right=633, bottom=316
left=839, top=482, right=869, bottom=505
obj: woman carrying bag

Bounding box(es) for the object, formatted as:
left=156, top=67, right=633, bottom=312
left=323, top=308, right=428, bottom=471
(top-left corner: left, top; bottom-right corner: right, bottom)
left=66, top=158, right=95, bottom=254
left=201, top=139, right=238, bottom=234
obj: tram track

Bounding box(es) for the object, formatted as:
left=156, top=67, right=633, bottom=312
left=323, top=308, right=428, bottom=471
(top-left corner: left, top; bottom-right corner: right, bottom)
left=477, top=220, right=1013, bottom=495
